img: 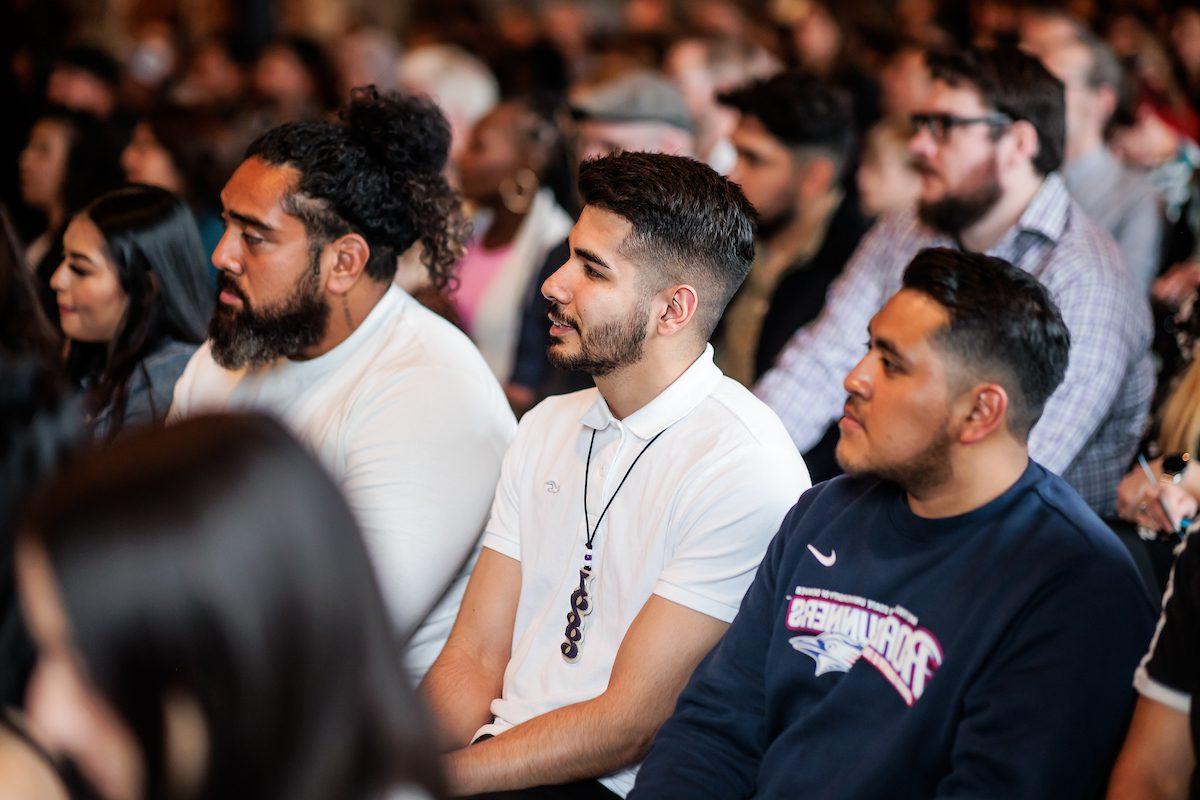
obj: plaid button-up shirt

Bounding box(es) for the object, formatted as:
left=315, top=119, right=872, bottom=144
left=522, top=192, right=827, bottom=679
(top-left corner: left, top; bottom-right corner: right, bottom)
left=755, top=173, right=1154, bottom=516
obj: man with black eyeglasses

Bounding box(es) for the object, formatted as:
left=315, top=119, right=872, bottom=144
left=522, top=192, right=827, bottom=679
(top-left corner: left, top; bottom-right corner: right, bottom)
left=756, top=46, right=1154, bottom=518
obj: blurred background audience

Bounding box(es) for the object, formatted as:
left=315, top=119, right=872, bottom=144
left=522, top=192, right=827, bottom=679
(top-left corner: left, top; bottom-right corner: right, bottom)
left=10, top=0, right=1200, bottom=793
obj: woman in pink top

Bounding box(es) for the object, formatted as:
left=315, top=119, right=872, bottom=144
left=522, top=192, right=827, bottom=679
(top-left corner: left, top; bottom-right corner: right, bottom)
left=455, top=96, right=574, bottom=380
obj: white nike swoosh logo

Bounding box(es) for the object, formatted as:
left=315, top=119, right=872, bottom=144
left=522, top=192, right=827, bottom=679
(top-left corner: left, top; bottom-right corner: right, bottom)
left=807, top=544, right=836, bottom=567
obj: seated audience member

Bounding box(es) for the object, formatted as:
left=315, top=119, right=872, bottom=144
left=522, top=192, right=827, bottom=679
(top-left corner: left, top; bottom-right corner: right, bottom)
left=1029, top=30, right=1163, bottom=293
left=878, top=41, right=933, bottom=126
left=0, top=359, right=84, bottom=707
left=715, top=72, right=872, bottom=387
left=18, top=106, right=124, bottom=316
left=252, top=36, right=337, bottom=124
left=1109, top=533, right=1200, bottom=798
left=455, top=96, right=574, bottom=380
left=1114, top=101, right=1200, bottom=311
left=571, top=70, right=697, bottom=161
left=53, top=186, right=211, bottom=438
left=397, top=44, right=500, bottom=172
left=632, top=248, right=1156, bottom=799
left=0, top=207, right=58, bottom=363
left=121, top=105, right=229, bottom=256
left=857, top=119, right=923, bottom=219
left=169, top=87, right=516, bottom=680
left=14, top=413, right=442, bottom=800
left=45, top=44, right=121, bottom=120
left=663, top=35, right=781, bottom=175
left=756, top=46, right=1154, bottom=517
left=1114, top=350, right=1200, bottom=539
left=423, top=152, right=809, bottom=798
left=506, top=70, right=699, bottom=413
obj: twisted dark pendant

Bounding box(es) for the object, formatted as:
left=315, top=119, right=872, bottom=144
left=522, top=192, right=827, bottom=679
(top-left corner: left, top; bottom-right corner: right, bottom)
left=560, top=427, right=665, bottom=663
left=560, top=559, right=594, bottom=662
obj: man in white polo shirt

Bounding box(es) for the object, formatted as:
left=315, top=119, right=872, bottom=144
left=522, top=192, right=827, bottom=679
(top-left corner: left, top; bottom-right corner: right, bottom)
left=423, top=152, right=809, bottom=799
left=169, top=89, right=516, bottom=681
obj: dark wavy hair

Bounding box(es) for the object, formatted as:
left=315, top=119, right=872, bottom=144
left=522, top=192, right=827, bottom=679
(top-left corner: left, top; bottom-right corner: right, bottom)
left=65, top=185, right=213, bottom=434
left=246, top=85, right=468, bottom=290
left=20, top=413, right=443, bottom=800
left=902, top=247, right=1070, bottom=438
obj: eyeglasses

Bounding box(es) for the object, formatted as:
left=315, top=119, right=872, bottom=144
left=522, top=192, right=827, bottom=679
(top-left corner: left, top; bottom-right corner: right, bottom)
left=910, top=112, right=1014, bottom=142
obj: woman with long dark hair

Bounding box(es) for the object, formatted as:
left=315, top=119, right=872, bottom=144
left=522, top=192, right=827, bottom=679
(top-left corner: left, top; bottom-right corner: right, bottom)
left=50, top=184, right=212, bottom=437
left=16, top=412, right=443, bottom=800
left=18, top=106, right=125, bottom=319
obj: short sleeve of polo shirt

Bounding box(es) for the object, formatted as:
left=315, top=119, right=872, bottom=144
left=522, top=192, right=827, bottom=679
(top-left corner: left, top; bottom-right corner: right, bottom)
left=653, top=458, right=800, bottom=623
left=478, top=414, right=529, bottom=563
left=1135, top=535, right=1200, bottom=713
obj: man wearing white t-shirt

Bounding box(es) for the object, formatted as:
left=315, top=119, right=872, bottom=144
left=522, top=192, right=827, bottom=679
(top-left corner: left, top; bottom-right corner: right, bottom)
left=169, top=88, right=516, bottom=681
left=423, top=152, right=809, bottom=798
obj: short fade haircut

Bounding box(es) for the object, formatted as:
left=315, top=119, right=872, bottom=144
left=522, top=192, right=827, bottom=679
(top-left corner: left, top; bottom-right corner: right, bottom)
left=927, top=47, right=1065, bottom=176
left=577, top=152, right=756, bottom=340
left=902, top=247, right=1070, bottom=439
left=717, top=72, right=855, bottom=176
left=246, top=86, right=468, bottom=290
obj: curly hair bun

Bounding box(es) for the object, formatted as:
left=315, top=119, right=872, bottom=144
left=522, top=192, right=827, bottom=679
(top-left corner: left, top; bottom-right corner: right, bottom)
left=341, top=85, right=452, bottom=178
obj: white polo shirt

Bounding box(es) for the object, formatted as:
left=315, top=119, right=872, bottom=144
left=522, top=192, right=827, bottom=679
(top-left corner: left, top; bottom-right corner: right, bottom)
left=170, top=286, right=517, bottom=681
left=477, top=345, right=808, bottom=797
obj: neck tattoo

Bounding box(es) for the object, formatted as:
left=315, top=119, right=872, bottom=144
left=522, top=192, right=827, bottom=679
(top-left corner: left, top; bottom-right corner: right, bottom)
left=341, top=294, right=354, bottom=329
left=561, top=426, right=666, bottom=662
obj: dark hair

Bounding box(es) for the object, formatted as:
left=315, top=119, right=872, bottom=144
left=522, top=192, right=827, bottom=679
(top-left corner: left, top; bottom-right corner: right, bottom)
left=0, top=206, right=59, bottom=362
left=514, top=92, right=576, bottom=215
left=66, top=185, right=214, bottom=433
left=578, top=152, right=756, bottom=339
left=34, top=105, right=125, bottom=219
left=902, top=247, right=1070, bottom=438
left=21, top=412, right=443, bottom=800
left=718, top=72, right=855, bottom=174
left=0, top=358, right=84, bottom=705
left=53, top=44, right=121, bottom=88
left=927, top=47, right=1065, bottom=176
left=246, top=85, right=468, bottom=290
left=139, top=105, right=228, bottom=213
left=261, top=36, right=339, bottom=111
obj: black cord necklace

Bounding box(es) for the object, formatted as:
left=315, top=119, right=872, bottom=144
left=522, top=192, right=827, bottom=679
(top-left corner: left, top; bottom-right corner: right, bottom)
left=560, top=427, right=667, bottom=662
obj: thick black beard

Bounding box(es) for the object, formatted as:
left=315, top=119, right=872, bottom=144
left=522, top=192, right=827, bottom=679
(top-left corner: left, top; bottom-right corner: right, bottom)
left=916, top=159, right=1002, bottom=237
left=546, top=298, right=648, bottom=377
left=209, top=259, right=330, bottom=370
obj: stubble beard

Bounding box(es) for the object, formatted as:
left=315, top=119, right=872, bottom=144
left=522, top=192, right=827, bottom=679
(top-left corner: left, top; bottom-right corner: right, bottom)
left=546, top=298, right=649, bottom=378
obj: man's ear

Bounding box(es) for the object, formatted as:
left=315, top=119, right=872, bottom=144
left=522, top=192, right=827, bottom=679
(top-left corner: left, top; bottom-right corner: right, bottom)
left=799, top=155, right=837, bottom=201
left=324, top=233, right=371, bottom=295
left=656, top=284, right=700, bottom=338
left=1006, top=119, right=1042, bottom=169
left=957, top=383, right=1010, bottom=445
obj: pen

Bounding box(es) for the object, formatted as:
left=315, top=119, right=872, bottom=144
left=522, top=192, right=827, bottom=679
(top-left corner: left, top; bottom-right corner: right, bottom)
left=1138, top=454, right=1191, bottom=535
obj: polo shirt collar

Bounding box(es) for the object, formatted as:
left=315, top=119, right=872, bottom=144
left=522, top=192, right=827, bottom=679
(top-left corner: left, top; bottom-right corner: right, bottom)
left=580, top=344, right=723, bottom=439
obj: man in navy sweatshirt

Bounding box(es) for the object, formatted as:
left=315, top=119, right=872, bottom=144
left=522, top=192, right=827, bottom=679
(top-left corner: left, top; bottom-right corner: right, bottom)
left=630, top=247, right=1156, bottom=799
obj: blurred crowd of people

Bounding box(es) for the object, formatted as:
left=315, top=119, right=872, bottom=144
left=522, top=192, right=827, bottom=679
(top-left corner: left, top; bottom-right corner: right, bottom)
left=7, top=0, right=1200, bottom=797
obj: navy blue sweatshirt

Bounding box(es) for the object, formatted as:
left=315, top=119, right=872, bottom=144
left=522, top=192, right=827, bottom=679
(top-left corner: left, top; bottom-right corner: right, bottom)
left=631, top=462, right=1155, bottom=799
